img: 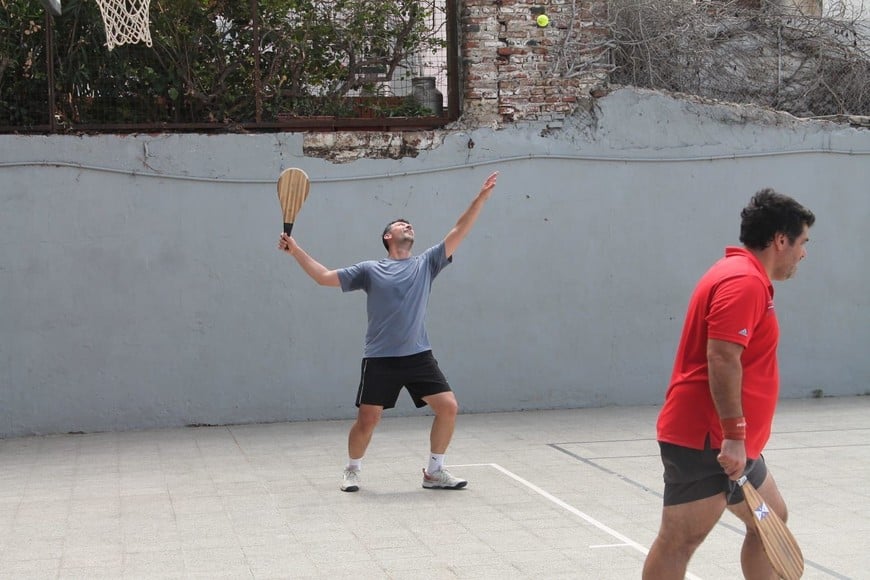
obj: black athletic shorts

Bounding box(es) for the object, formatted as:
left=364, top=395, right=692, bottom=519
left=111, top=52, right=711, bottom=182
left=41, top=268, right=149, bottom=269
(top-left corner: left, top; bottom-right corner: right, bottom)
left=355, top=350, right=452, bottom=409
left=659, top=437, right=768, bottom=506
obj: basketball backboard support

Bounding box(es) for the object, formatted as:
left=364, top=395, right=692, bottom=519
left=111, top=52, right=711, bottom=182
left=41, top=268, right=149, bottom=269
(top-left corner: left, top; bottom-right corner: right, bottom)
left=39, top=0, right=62, bottom=16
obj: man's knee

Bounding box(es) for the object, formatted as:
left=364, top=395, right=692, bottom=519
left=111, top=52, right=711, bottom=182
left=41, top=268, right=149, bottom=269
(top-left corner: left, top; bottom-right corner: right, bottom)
left=355, top=406, right=382, bottom=432
left=656, top=495, right=725, bottom=554
left=428, top=392, right=459, bottom=417
left=658, top=522, right=710, bottom=556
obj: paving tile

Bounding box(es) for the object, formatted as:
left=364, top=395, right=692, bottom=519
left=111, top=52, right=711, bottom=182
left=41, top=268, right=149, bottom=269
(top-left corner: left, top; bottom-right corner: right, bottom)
left=0, top=397, right=866, bottom=579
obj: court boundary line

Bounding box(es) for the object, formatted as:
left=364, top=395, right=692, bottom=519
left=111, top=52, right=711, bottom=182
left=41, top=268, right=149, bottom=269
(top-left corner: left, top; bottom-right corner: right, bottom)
left=452, top=462, right=704, bottom=580
left=547, top=440, right=851, bottom=580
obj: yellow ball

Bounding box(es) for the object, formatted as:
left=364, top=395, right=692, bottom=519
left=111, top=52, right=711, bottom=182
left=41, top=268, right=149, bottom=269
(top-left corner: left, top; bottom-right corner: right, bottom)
left=536, top=14, right=549, bottom=27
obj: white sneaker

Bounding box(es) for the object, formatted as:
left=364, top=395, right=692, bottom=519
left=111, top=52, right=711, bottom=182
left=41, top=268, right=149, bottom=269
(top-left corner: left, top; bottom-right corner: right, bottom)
left=341, top=468, right=360, bottom=492
left=422, top=468, right=467, bottom=489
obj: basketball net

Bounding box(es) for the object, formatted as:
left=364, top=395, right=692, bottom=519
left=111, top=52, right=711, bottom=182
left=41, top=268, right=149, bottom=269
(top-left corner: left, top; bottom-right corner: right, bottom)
left=93, top=0, right=153, bottom=51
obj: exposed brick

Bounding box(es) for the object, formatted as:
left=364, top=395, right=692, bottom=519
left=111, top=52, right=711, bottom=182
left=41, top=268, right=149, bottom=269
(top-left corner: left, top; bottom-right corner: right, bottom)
left=462, top=0, right=606, bottom=124
left=497, top=47, right=528, bottom=57
left=304, top=131, right=445, bottom=163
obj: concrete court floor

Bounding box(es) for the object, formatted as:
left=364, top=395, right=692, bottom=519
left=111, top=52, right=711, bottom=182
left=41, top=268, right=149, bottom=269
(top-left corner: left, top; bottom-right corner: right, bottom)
left=0, top=396, right=867, bottom=579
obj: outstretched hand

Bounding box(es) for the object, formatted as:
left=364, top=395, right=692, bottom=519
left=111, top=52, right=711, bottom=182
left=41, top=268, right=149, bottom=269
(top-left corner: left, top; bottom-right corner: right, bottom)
left=443, top=170, right=500, bottom=258
left=479, top=171, right=499, bottom=200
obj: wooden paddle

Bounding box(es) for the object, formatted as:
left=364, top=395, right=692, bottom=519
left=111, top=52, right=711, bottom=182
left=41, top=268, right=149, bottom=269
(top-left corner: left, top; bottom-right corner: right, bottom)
left=277, top=168, right=310, bottom=236
left=737, top=475, right=804, bottom=579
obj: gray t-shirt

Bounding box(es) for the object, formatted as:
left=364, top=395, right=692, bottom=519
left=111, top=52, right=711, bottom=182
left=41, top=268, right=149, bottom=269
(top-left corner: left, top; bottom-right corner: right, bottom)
left=337, top=241, right=451, bottom=358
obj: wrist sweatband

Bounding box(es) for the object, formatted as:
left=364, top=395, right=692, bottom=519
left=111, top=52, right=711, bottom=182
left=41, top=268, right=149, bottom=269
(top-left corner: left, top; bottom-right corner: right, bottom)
left=720, top=416, right=747, bottom=440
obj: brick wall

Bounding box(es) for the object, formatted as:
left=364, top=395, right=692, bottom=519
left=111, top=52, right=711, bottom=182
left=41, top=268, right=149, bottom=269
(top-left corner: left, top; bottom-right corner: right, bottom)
left=461, top=0, right=610, bottom=125
left=304, top=1, right=612, bottom=162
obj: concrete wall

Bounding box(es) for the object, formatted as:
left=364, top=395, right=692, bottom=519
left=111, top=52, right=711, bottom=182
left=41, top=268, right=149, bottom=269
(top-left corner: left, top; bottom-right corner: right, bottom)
left=2, top=88, right=869, bottom=438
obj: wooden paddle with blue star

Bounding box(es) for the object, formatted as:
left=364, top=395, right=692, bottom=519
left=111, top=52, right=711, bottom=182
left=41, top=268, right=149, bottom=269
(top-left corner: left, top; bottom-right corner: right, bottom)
left=736, top=475, right=804, bottom=579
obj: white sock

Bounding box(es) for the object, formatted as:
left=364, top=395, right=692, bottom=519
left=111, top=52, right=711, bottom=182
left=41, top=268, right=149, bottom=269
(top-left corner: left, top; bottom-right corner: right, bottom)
left=427, top=453, right=445, bottom=474
left=347, top=458, right=362, bottom=471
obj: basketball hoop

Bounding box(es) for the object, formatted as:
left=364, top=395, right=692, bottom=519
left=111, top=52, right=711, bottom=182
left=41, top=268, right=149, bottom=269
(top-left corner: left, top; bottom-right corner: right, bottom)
left=93, top=0, right=153, bottom=51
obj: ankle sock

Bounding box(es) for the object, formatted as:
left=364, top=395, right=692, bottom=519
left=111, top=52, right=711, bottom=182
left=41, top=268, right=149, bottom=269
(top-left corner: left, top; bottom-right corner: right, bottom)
left=427, top=453, right=445, bottom=474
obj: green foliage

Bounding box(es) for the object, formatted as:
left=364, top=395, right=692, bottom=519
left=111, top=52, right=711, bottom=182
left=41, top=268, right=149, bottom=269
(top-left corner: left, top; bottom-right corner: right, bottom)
left=384, top=95, right=434, bottom=117
left=0, top=0, right=446, bottom=127
left=0, top=0, right=51, bottom=126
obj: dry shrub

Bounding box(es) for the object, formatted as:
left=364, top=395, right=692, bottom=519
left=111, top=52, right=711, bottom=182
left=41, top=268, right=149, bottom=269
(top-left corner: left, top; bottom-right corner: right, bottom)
left=557, top=0, right=870, bottom=116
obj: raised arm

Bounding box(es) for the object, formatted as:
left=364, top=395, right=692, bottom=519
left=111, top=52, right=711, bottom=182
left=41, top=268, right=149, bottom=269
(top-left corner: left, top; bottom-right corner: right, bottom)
left=443, top=171, right=499, bottom=258
left=278, top=233, right=341, bottom=287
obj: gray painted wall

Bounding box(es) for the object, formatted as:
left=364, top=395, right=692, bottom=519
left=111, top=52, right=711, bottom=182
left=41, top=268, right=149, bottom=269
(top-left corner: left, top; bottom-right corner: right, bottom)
left=2, top=88, right=869, bottom=438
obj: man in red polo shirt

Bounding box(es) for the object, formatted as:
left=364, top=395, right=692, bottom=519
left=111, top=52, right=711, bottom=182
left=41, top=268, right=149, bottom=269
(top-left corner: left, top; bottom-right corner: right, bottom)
left=643, top=189, right=815, bottom=579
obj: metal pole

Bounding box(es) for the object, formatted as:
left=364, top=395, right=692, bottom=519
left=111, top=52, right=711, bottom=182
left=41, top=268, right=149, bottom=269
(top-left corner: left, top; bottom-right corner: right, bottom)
left=46, top=11, right=57, bottom=133
left=446, top=0, right=460, bottom=120
left=251, top=0, right=263, bottom=124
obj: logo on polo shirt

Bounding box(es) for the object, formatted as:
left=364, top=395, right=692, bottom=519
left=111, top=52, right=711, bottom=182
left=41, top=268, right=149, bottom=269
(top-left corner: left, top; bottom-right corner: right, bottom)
left=738, top=328, right=749, bottom=337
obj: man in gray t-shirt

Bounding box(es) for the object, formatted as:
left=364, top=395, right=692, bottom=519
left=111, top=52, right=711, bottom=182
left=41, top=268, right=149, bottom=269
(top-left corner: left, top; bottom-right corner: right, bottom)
left=279, top=171, right=498, bottom=492
left=337, top=240, right=450, bottom=358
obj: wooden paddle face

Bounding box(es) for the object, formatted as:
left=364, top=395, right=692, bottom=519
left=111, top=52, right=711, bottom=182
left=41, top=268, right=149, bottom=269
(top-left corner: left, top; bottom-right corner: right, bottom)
left=739, top=478, right=804, bottom=579
left=277, top=168, right=310, bottom=235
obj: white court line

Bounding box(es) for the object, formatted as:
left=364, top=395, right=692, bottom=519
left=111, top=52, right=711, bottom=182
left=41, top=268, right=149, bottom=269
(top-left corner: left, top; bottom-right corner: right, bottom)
left=454, top=462, right=703, bottom=580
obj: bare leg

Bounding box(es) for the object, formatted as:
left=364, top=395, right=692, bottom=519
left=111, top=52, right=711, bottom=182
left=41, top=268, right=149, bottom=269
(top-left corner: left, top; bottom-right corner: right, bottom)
left=642, top=493, right=727, bottom=579
left=348, top=404, right=382, bottom=460
left=727, top=473, right=788, bottom=580
left=422, top=392, right=459, bottom=454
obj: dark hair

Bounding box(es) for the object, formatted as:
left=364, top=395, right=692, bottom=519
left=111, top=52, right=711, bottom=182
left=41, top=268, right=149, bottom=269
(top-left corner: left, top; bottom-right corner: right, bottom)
left=739, top=189, right=815, bottom=250
left=382, top=219, right=409, bottom=250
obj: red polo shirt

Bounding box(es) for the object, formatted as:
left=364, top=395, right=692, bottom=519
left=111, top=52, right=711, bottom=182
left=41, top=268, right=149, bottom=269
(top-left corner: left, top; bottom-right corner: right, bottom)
left=657, top=247, right=779, bottom=459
